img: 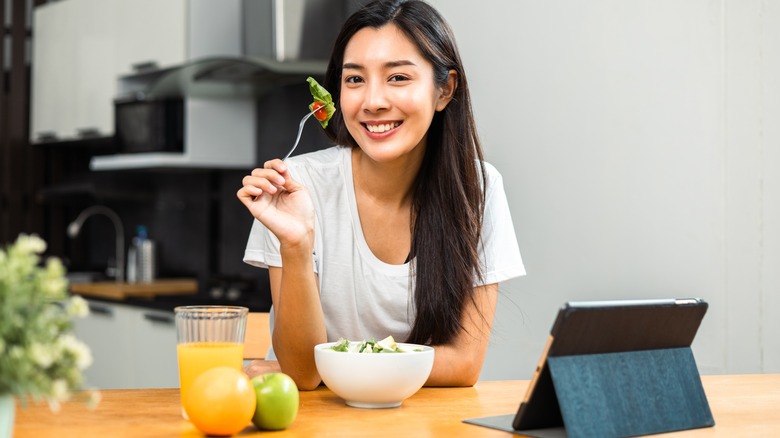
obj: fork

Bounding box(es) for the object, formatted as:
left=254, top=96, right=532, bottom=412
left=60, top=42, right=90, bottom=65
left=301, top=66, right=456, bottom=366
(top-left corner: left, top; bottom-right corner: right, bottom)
left=282, top=106, right=323, bottom=161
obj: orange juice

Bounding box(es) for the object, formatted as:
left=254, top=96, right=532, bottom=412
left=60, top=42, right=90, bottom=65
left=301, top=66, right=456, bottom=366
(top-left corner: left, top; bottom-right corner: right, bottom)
left=177, top=342, right=244, bottom=403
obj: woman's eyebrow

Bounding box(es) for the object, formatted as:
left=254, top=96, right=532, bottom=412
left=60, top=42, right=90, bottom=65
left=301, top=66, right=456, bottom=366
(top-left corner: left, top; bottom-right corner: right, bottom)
left=385, top=60, right=416, bottom=68
left=342, top=60, right=417, bottom=70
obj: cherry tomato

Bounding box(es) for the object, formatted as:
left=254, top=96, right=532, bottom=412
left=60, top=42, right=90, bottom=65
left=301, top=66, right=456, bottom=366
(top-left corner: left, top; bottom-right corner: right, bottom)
left=311, top=101, right=329, bottom=122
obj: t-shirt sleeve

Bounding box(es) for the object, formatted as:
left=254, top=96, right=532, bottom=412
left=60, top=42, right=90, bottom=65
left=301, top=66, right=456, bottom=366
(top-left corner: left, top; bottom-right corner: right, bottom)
left=243, top=218, right=283, bottom=269
left=478, top=163, right=526, bottom=286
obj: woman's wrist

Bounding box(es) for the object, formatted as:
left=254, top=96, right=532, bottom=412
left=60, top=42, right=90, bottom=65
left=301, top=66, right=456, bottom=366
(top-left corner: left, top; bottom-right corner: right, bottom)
left=279, top=231, right=314, bottom=262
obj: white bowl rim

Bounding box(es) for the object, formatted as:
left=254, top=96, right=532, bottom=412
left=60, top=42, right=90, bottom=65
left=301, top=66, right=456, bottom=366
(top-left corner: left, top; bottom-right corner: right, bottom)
left=315, top=341, right=433, bottom=354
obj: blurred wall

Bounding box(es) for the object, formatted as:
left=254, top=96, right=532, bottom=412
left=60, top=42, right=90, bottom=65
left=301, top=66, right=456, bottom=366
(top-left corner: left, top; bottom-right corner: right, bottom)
left=427, top=0, right=780, bottom=379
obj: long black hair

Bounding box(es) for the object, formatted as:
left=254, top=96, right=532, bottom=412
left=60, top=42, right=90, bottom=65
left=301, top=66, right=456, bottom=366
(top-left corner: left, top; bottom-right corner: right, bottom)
left=323, top=0, right=487, bottom=345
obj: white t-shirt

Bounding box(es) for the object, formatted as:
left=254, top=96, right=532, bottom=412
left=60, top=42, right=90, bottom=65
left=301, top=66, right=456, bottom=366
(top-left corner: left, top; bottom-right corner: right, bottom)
left=243, top=145, right=525, bottom=358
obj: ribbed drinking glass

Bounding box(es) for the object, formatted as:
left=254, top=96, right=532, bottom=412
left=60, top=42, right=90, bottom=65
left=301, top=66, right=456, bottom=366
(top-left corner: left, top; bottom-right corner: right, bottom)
left=174, top=306, right=248, bottom=418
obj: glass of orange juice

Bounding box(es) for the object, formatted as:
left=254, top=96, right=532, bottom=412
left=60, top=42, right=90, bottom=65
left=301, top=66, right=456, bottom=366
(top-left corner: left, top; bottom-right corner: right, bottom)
left=174, top=305, right=248, bottom=418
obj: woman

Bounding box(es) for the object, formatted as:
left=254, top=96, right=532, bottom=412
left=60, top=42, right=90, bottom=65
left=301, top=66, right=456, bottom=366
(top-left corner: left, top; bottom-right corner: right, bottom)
left=237, top=0, right=524, bottom=390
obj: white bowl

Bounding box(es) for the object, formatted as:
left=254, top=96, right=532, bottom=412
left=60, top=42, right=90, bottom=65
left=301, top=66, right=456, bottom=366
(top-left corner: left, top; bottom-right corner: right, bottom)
left=314, top=341, right=435, bottom=408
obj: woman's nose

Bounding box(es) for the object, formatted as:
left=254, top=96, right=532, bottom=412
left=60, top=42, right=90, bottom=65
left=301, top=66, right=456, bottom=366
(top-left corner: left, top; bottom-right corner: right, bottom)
left=362, top=82, right=389, bottom=113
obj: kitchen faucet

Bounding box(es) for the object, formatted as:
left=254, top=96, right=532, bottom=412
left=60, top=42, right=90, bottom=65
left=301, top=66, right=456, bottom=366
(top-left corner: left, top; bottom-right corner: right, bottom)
left=67, top=205, right=125, bottom=283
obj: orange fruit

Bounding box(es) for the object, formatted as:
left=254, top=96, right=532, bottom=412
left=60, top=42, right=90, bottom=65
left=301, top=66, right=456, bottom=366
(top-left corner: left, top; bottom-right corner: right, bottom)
left=183, top=367, right=257, bottom=436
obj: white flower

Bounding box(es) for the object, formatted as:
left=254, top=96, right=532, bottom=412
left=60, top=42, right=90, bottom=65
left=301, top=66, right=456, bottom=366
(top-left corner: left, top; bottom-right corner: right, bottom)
left=45, top=256, right=65, bottom=276
left=87, top=390, right=102, bottom=410
left=44, top=258, right=67, bottom=295
left=67, top=295, right=90, bottom=318
left=51, top=379, right=69, bottom=400
left=76, top=345, right=94, bottom=370
left=30, top=342, right=58, bottom=368
left=60, top=334, right=93, bottom=370
left=15, top=233, right=46, bottom=255
left=41, top=276, right=67, bottom=297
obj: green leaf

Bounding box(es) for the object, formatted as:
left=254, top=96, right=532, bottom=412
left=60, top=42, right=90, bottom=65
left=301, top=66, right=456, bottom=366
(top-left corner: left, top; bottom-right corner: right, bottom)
left=307, top=76, right=332, bottom=104
left=306, top=76, right=336, bottom=128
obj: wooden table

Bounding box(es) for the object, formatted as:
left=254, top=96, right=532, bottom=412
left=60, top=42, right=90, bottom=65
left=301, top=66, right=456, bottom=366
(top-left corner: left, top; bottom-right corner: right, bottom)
left=14, top=374, right=780, bottom=437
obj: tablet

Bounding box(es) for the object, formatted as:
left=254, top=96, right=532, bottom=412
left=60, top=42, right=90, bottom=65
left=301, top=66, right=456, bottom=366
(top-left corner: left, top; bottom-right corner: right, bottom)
left=464, top=298, right=709, bottom=435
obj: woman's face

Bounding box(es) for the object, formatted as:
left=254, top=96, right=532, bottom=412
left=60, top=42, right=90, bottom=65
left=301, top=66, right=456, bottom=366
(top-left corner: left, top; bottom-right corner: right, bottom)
left=340, top=24, right=453, bottom=164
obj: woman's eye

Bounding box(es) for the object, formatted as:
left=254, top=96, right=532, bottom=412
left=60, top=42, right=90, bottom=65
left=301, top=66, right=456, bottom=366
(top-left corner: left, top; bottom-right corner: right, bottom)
left=389, top=75, right=409, bottom=82
left=344, top=76, right=363, bottom=84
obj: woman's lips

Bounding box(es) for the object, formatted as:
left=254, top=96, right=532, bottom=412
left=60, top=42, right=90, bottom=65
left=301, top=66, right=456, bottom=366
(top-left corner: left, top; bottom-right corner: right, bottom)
left=362, top=121, right=402, bottom=138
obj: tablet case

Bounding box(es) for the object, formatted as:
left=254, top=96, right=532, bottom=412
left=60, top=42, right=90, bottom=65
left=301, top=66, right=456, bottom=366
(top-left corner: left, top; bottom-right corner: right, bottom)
left=464, top=298, right=714, bottom=438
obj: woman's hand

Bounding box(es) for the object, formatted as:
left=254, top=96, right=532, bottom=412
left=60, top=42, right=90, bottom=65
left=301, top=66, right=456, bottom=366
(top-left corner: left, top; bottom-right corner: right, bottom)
left=243, top=360, right=282, bottom=379
left=237, top=159, right=315, bottom=247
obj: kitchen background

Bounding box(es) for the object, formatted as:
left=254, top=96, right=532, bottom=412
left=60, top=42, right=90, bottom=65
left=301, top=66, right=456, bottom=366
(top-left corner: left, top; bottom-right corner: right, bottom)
left=2, top=0, right=779, bottom=388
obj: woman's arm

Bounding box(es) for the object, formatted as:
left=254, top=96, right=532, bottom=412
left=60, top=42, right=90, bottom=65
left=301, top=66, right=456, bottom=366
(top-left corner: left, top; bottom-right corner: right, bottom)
left=425, top=283, right=499, bottom=386
left=238, top=159, right=326, bottom=390
left=268, top=265, right=326, bottom=390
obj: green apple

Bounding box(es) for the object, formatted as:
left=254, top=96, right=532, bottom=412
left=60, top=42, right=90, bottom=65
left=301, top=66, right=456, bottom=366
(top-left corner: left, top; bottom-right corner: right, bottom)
left=251, top=372, right=299, bottom=431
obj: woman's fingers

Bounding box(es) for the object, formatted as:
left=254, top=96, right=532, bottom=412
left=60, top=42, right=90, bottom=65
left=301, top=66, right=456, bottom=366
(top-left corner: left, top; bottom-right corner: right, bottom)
left=243, top=173, right=280, bottom=195
left=252, top=167, right=283, bottom=184
left=263, top=158, right=286, bottom=171
left=237, top=171, right=277, bottom=209
left=236, top=185, right=262, bottom=210
left=243, top=360, right=281, bottom=379
left=237, top=160, right=296, bottom=209
left=238, top=160, right=314, bottom=244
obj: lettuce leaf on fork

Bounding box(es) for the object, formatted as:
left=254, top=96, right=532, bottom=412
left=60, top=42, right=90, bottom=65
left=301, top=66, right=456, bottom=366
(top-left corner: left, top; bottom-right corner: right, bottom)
left=307, top=76, right=336, bottom=128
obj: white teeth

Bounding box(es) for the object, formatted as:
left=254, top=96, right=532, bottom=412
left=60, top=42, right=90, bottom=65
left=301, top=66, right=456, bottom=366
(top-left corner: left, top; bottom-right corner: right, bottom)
left=366, top=122, right=400, bottom=133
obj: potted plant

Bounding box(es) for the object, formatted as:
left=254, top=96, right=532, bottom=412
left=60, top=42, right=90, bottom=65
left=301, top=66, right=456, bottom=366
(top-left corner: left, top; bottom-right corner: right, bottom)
left=0, top=234, right=98, bottom=437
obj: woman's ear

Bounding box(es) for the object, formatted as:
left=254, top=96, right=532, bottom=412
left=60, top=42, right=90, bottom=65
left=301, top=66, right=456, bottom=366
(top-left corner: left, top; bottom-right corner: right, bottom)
left=435, top=70, right=458, bottom=111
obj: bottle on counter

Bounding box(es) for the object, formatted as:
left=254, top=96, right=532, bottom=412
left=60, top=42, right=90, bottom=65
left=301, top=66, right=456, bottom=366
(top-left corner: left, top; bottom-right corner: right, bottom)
left=127, top=225, right=157, bottom=283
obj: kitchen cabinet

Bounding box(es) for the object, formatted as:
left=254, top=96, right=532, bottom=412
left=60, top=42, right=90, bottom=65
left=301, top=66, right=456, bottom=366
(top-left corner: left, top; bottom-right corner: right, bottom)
left=132, top=308, right=179, bottom=389
left=72, top=300, right=135, bottom=389
left=30, top=0, right=77, bottom=141
left=72, top=0, right=117, bottom=140
left=32, top=0, right=118, bottom=141
left=73, top=299, right=180, bottom=389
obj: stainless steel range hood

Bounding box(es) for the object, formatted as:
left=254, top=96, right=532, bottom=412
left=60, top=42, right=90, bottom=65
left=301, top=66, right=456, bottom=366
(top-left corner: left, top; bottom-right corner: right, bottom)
left=116, top=0, right=357, bottom=101
left=115, top=56, right=327, bottom=101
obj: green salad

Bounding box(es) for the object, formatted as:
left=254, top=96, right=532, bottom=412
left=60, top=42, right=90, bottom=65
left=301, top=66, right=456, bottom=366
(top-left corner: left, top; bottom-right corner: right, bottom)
left=329, top=335, right=412, bottom=353
left=306, top=76, right=336, bottom=128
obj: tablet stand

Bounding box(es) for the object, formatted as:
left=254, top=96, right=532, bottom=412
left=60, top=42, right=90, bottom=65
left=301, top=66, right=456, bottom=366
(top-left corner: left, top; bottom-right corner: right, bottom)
left=545, top=347, right=714, bottom=437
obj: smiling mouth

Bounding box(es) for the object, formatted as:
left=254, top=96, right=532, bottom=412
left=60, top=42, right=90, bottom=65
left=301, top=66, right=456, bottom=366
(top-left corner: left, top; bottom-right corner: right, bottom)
left=364, top=122, right=402, bottom=134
